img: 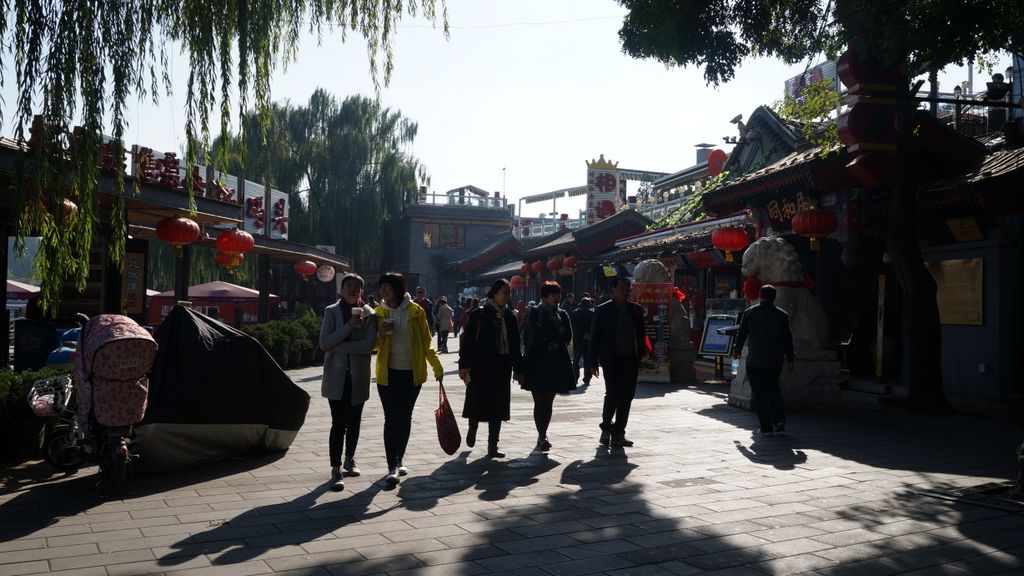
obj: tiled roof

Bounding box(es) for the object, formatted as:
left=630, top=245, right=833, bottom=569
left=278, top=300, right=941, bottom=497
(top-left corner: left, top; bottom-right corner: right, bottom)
left=595, top=215, right=753, bottom=263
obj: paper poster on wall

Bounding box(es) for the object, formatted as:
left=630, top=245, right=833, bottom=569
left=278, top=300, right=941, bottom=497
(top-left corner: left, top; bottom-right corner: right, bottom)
left=634, top=283, right=673, bottom=383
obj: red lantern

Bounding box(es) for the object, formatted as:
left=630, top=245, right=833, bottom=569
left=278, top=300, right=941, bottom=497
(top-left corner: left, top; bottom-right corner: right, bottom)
left=156, top=216, right=200, bottom=254
left=216, top=227, right=255, bottom=255
left=520, top=263, right=531, bottom=275
left=214, top=250, right=243, bottom=268
left=294, top=260, right=317, bottom=278
left=711, top=227, right=749, bottom=262
left=547, top=259, right=560, bottom=271
left=509, top=275, right=525, bottom=290
left=563, top=256, right=578, bottom=268
left=531, top=261, right=544, bottom=273
left=791, top=207, right=838, bottom=251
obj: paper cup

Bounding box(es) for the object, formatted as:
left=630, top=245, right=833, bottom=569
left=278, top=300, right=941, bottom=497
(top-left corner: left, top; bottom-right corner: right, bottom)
left=351, top=306, right=363, bottom=318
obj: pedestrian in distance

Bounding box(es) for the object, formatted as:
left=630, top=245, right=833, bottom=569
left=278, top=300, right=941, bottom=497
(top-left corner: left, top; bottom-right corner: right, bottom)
left=731, top=284, right=795, bottom=437
left=522, top=281, right=575, bottom=452
left=589, top=276, right=646, bottom=448
left=435, top=296, right=454, bottom=353
left=320, top=273, right=376, bottom=491
left=571, top=297, right=595, bottom=386
left=374, top=272, right=444, bottom=486
left=451, top=298, right=464, bottom=338
left=413, top=286, right=435, bottom=337
left=563, top=292, right=576, bottom=314
left=458, top=279, right=524, bottom=458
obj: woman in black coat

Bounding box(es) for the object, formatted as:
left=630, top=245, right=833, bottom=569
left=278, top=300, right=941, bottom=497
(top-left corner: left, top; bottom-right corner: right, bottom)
left=458, top=279, right=524, bottom=458
left=522, top=280, right=575, bottom=452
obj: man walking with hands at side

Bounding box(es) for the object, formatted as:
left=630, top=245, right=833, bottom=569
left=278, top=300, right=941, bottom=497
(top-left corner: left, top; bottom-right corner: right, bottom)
left=589, top=277, right=646, bottom=448
left=731, top=284, right=795, bottom=437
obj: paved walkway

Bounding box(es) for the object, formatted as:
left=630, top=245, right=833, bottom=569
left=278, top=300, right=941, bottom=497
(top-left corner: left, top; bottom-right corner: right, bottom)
left=2, top=338, right=1024, bottom=576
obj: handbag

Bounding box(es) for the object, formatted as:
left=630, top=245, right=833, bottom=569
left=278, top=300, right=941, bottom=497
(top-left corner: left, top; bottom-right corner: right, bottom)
left=434, top=381, right=461, bottom=455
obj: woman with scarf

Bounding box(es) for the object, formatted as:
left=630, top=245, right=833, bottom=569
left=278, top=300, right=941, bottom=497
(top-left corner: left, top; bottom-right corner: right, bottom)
left=458, top=279, right=524, bottom=458
left=374, top=272, right=444, bottom=486
left=320, top=273, right=376, bottom=491
left=522, top=281, right=575, bottom=452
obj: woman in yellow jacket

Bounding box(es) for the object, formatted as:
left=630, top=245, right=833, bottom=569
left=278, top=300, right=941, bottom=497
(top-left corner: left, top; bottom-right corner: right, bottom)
left=374, top=272, right=444, bottom=486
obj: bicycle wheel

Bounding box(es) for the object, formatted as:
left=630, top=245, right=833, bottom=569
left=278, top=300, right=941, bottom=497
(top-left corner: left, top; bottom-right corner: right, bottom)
left=42, top=426, right=84, bottom=471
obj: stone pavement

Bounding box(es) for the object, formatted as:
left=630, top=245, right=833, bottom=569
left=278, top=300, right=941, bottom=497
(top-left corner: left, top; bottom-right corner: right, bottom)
left=2, top=338, right=1024, bottom=576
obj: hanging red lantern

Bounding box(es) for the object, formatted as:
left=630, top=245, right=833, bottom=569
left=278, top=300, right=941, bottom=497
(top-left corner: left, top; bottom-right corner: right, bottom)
left=530, top=261, right=544, bottom=273
left=294, top=260, right=317, bottom=279
left=564, top=256, right=578, bottom=268
left=216, top=227, right=255, bottom=255
left=711, top=226, right=749, bottom=262
left=547, top=259, right=562, bottom=271
left=520, top=263, right=531, bottom=275
left=791, top=206, right=838, bottom=251
left=156, top=216, right=200, bottom=254
left=214, top=250, right=243, bottom=268
left=509, top=275, right=525, bottom=290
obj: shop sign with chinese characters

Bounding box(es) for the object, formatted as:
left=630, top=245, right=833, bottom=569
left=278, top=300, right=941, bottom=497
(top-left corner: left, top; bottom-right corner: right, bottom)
left=586, top=154, right=623, bottom=223
left=765, top=190, right=812, bottom=230
left=121, top=251, right=146, bottom=314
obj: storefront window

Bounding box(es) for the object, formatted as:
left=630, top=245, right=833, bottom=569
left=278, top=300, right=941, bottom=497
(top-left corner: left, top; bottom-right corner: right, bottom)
left=423, top=223, right=465, bottom=249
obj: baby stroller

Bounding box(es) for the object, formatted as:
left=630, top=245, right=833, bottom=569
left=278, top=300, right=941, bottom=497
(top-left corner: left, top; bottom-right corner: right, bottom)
left=74, top=314, right=158, bottom=493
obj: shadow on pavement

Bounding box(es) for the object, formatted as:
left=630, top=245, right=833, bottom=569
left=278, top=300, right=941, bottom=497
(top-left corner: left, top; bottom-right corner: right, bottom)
left=734, top=438, right=808, bottom=470
left=0, top=450, right=286, bottom=543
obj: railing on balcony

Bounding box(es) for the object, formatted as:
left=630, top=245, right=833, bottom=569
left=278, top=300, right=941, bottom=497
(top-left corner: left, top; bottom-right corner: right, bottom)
left=416, top=191, right=510, bottom=211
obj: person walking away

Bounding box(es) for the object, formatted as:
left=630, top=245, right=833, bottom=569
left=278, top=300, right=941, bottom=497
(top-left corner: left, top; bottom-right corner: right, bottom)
left=374, top=273, right=445, bottom=486
left=571, top=297, right=595, bottom=386
left=522, top=281, right=575, bottom=452
left=413, top=286, right=435, bottom=337
left=589, top=277, right=646, bottom=448
left=458, top=279, right=524, bottom=458
left=451, top=299, right=464, bottom=338
left=320, top=273, right=376, bottom=491
left=731, top=284, right=795, bottom=437
left=435, top=297, right=454, bottom=353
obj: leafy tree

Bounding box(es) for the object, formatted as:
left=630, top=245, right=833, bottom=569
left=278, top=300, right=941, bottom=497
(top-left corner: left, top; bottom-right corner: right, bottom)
left=213, top=89, right=423, bottom=270
left=0, top=0, right=447, bottom=313
left=617, top=0, right=1023, bottom=411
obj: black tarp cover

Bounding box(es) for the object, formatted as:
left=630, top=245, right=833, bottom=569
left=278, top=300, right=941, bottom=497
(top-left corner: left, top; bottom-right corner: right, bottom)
left=135, top=305, right=309, bottom=472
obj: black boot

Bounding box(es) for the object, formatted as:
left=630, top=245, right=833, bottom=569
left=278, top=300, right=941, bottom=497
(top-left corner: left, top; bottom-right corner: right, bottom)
left=487, top=421, right=504, bottom=458
left=466, top=420, right=478, bottom=448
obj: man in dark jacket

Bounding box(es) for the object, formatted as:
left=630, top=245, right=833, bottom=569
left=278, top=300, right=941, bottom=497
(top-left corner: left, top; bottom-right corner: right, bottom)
left=413, top=286, right=435, bottom=336
left=570, top=297, right=595, bottom=385
left=589, top=277, right=646, bottom=447
left=731, top=284, right=795, bottom=436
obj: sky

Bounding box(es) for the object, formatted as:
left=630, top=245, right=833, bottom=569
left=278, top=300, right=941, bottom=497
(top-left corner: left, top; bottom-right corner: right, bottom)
left=1, top=0, right=1012, bottom=221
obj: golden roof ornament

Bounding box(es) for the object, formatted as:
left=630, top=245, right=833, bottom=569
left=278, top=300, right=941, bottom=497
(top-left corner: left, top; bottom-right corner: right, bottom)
left=586, top=154, right=619, bottom=170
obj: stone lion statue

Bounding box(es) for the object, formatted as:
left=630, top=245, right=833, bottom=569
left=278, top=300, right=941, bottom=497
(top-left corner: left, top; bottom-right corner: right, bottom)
left=741, top=237, right=829, bottom=350
left=633, top=260, right=672, bottom=284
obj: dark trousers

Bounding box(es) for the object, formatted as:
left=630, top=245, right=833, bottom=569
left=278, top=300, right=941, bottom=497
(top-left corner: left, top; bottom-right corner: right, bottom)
left=377, top=369, right=421, bottom=469
left=328, top=373, right=365, bottom=467
left=573, top=340, right=592, bottom=383
left=600, top=355, right=640, bottom=435
left=437, top=330, right=449, bottom=352
left=746, top=364, right=785, bottom=432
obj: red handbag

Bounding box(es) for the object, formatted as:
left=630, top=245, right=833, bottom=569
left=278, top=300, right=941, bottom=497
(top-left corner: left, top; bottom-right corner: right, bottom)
left=435, top=382, right=461, bottom=455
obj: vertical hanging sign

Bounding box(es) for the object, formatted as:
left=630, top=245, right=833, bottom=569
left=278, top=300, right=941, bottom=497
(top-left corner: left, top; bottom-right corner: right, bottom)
left=586, top=154, right=622, bottom=224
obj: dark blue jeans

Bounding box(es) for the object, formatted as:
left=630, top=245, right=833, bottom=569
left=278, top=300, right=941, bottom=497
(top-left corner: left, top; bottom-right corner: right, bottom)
left=746, top=364, right=785, bottom=432
left=377, top=369, right=421, bottom=469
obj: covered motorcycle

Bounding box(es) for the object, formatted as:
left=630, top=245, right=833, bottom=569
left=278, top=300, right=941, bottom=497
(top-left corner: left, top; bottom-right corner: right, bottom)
left=135, top=305, right=309, bottom=473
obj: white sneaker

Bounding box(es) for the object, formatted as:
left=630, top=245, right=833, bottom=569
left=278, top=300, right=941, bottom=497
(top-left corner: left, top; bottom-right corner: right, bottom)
left=385, top=468, right=400, bottom=486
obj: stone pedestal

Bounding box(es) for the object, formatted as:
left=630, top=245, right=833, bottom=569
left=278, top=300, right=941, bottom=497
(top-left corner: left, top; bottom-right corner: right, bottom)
left=670, top=341, right=697, bottom=383
left=728, top=349, right=843, bottom=409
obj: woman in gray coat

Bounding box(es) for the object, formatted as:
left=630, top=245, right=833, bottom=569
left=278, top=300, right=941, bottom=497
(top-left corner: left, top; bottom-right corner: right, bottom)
left=320, top=273, right=376, bottom=491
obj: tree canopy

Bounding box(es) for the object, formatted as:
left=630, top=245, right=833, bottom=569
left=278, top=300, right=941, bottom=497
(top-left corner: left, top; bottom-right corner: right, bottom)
left=0, top=0, right=446, bottom=312
left=617, top=0, right=1022, bottom=86
left=214, top=89, right=424, bottom=271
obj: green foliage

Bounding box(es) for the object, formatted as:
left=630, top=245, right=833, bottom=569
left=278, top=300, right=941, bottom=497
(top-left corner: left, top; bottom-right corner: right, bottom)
left=0, top=1, right=447, bottom=314
left=616, top=0, right=1023, bottom=86
left=244, top=317, right=319, bottom=368
left=649, top=171, right=730, bottom=230
left=772, top=79, right=842, bottom=155
left=212, top=90, right=423, bottom=270
left=146, top=242, right=258, bottom=292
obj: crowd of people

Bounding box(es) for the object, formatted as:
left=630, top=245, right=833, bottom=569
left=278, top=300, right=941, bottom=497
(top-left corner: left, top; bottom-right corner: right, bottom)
left=319, top=272, right=794, bottom=491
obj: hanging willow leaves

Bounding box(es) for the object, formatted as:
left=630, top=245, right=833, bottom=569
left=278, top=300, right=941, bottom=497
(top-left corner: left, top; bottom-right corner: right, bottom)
left=0, top=0, right=448, bottom=314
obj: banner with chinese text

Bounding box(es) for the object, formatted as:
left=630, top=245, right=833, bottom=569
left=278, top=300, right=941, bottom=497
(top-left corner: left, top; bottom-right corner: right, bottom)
left=634, top=283, right=673, bottom=383
left=586, top=155, right=622, bottom=223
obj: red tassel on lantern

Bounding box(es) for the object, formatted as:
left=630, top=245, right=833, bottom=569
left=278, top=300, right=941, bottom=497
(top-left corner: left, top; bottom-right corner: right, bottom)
left=742, top=276, right=762, bottom=301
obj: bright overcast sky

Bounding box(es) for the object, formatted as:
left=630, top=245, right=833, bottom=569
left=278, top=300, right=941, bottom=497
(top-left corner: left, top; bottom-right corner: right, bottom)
left=1, top=0, right=1009, bottom=220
